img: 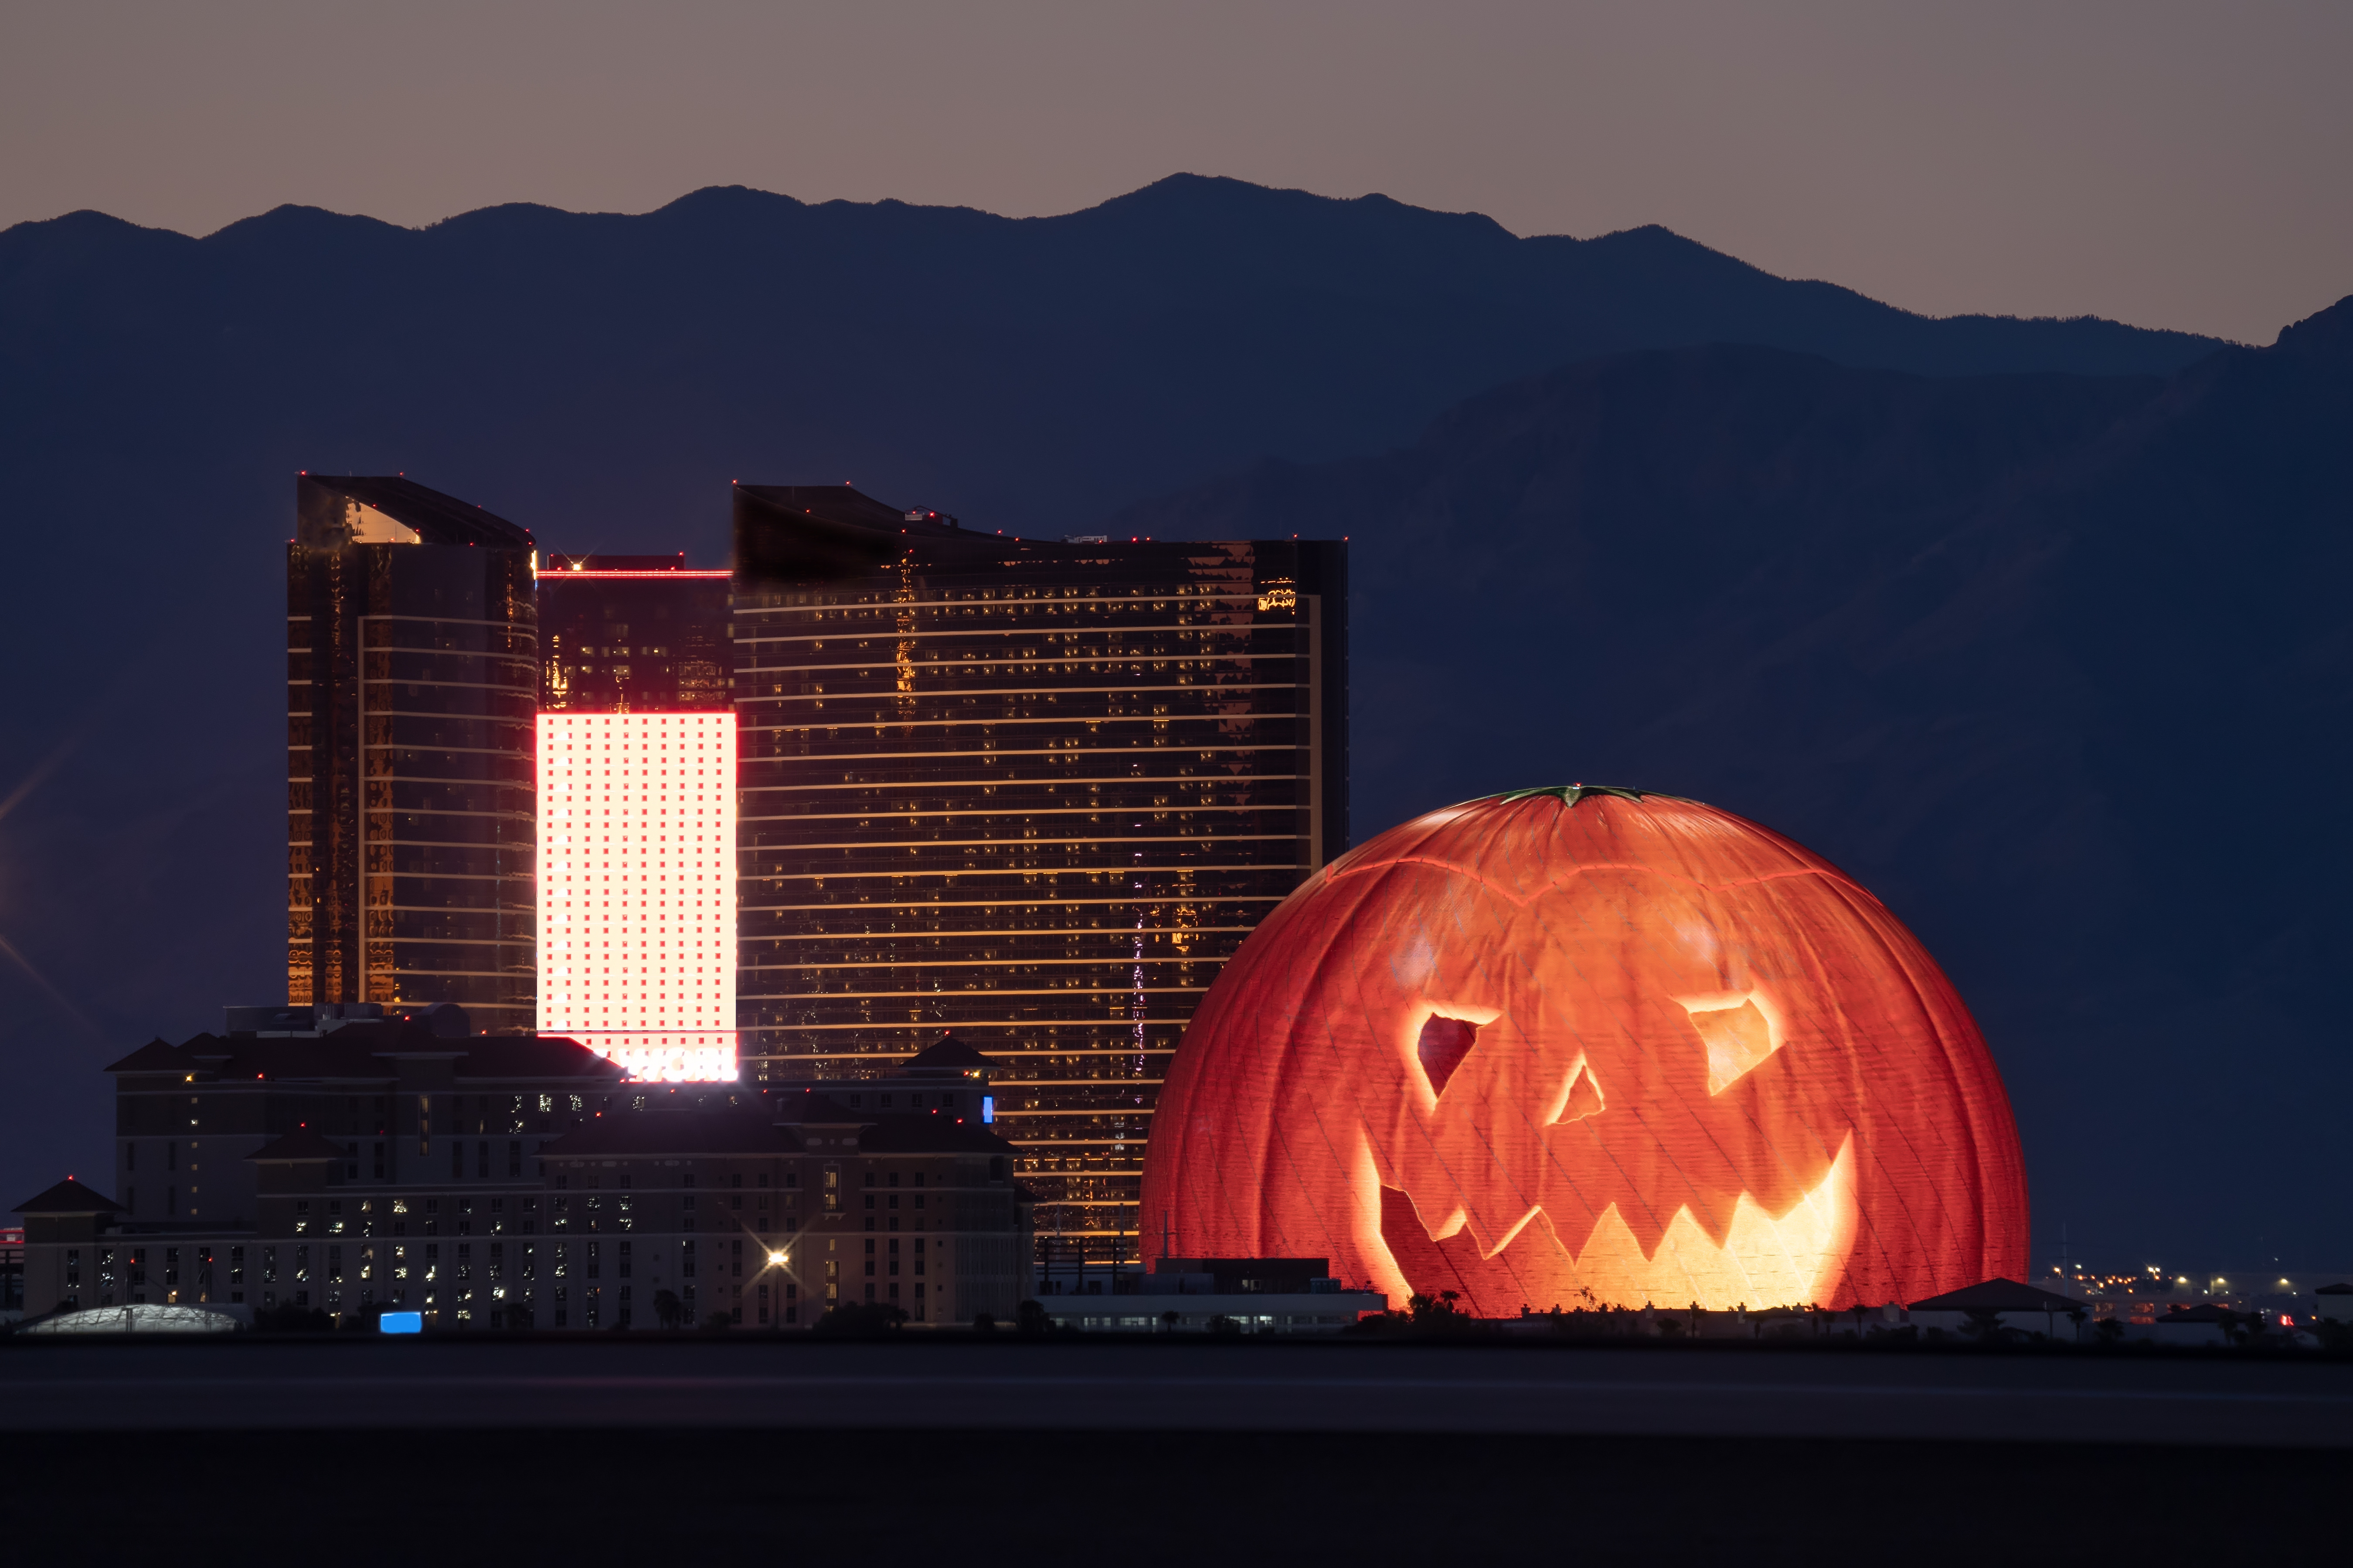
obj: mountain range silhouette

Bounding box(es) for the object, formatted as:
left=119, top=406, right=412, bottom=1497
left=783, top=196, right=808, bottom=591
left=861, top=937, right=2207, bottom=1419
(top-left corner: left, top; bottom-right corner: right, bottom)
left=0, top=175, right=2339, bottom=1260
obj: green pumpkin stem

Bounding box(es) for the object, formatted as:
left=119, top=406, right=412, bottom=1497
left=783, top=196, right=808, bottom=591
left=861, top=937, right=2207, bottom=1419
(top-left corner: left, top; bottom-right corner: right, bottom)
left=1482, top=784, right=1657, bottom=808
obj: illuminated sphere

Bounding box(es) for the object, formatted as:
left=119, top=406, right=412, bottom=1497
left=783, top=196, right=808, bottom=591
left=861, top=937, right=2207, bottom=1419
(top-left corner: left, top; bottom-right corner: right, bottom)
left=1141, top=787, right=2029, bottom=1313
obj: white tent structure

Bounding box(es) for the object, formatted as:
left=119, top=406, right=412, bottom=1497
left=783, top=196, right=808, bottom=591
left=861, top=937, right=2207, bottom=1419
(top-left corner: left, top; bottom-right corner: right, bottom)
left=17, top=1303, right=241, bottom=1334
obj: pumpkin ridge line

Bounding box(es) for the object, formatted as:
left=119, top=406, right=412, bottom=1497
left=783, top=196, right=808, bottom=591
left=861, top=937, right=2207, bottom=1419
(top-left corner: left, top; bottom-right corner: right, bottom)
left=1326, top=855, right=1861, bottom=908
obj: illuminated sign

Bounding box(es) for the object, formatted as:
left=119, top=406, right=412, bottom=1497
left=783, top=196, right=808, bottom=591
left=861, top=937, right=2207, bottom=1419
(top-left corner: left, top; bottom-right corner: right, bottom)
left=537, top=711, right=737, bottom=1082
left=1141, top=786, right=2029, bottom=1313
left=379, top=1311, right=423, bottom=1334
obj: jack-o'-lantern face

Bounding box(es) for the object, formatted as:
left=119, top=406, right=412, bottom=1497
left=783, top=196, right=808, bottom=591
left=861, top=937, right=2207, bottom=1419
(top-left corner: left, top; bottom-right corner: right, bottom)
left=1141, top=787, right=2028, bottom=1313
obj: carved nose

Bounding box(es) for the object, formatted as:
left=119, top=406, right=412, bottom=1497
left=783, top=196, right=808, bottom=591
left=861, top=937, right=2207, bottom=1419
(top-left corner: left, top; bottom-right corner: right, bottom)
left=1688, top=998, right=1780, bottom=1093
left=1552, top=1061, right=1604, bottom=1124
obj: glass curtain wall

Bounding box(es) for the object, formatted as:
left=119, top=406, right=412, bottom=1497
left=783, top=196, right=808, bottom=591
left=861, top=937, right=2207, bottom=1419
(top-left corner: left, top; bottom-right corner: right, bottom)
left=287, top=476, right=539, bottom=1030
left=732, top=485, right=1347, bottom=1261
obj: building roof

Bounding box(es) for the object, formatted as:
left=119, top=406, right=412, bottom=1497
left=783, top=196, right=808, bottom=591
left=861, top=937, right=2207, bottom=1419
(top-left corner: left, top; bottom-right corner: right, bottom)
left=738, top=484, right=939, bottom=534
left=448, top=1033, right=631, bottom=1081
left=105, top=1038, right=182, bottom=1072
left=2159, top=1303, right=2244, bottom=1323
left=246, top=1127, right=350, bottom=1163
left=544, top=553, right=688, bottom=571
left=734, top=484, right=966, bottom=583
left=19, top=1303, right=241, bottom=1336
left=857, top=1112, right=1016, bottom=1155
left=1908, top=1277, right=2086, bottom=1313
left=2315, top=1283, right=2353, bottom=1295
left=296, top=474, right=534, bottom=550
left=102, top=1026, right=627, bottom=1087
left=893, top=1033, right=994, bottom=1076
left=13, top=1177, right=124, bottom=1216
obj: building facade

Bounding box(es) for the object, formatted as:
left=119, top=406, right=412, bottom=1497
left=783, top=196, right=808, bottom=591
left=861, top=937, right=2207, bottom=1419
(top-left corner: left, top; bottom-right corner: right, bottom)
left=537, top=556, right=739, bottom=1081
left=731, top=484, right=1347, bottom=1262
left=289, top=475, right=539, bottom=1030
left=537, top=553, right=731, bottom=714
left=10, top=1011, right=1031, bottom=1328
left=536, top=1089, right=1033, bottom=1329
left=78, top=1003, right=628, bottom=1317
left=0, top=1225, right=20, bottom=1319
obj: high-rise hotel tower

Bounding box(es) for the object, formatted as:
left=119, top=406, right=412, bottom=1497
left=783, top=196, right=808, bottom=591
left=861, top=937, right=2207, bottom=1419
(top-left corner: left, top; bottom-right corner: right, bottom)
left=733, top=485, right=1347, bottom=1255
left=287, top=475, right=539, bottom=1031
left=536, top=555, right=737, bottom=1080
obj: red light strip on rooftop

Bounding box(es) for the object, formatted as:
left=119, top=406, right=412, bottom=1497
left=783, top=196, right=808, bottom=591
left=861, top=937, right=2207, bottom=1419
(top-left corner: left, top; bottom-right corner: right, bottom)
left=540, top=570, right=732, bottom=580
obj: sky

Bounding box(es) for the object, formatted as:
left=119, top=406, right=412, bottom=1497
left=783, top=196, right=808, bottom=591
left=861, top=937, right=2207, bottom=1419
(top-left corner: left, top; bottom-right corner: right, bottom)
left=3, top=0, right=2349, bottom=346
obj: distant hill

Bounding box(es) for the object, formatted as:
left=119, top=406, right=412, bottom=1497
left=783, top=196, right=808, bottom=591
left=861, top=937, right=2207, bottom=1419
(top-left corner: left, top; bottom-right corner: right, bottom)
left=0, top=173, right=2217, bottom=543
left=1112, top=295, right=2353, bottom=1263
left=0, top=172, right=2241, bottom=1220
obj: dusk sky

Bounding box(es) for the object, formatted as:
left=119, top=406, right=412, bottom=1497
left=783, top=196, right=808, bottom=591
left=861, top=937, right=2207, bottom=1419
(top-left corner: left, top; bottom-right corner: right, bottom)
left=5, top=0, right=2347, bottom=344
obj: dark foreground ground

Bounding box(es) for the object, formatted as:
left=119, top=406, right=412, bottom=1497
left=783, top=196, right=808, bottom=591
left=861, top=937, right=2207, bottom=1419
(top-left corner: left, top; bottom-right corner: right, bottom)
left=4, top=1337, right=2347, bottom=1563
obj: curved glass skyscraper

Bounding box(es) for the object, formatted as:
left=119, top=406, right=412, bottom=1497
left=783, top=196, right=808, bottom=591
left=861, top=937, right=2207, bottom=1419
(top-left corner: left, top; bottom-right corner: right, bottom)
left=287, top=475, right=538, bottom=1030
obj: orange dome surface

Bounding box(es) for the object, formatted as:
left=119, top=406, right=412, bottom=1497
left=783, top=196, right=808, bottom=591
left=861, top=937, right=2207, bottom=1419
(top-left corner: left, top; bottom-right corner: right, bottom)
left=1141, top=787, right=2029, bottom=1313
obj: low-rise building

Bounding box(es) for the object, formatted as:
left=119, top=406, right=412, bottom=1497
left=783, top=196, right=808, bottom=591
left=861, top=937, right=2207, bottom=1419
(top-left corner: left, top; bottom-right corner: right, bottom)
left=1907, top=1278, right=2088, bottom=1340
left=11, top=1013, right=1034, bottom=1329
left=105, top=999, right=627, bottom=1241
left=530, top=1096, right=1033, bottom=1329
left=2124, top=1303, right=2243, bottom=1346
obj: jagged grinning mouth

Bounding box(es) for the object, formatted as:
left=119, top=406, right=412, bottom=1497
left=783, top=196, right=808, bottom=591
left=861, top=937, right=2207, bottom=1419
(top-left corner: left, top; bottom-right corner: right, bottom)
left=1366, top=1132, right=1859, bottom=1313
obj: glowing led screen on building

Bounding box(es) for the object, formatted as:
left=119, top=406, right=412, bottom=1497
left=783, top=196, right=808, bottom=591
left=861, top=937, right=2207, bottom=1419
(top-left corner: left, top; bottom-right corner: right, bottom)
left=537, top=712, right=737, bottom=1081
left=1140, top=787, right=2029, bottom=1313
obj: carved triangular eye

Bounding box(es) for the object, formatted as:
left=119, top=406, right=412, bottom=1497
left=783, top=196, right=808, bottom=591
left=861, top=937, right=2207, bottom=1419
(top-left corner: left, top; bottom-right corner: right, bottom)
left=1689, top=999, right=1780, bottom=1093
left=1416, top=1015, right=1479, bottom=1097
